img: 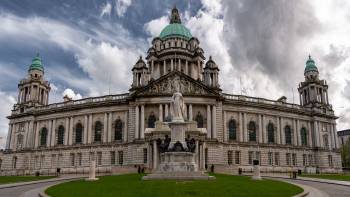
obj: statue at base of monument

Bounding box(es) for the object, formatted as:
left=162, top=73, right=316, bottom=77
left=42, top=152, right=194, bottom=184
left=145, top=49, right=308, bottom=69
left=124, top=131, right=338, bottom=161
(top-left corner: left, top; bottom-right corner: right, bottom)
left=170, top=77, right=186, bottom=122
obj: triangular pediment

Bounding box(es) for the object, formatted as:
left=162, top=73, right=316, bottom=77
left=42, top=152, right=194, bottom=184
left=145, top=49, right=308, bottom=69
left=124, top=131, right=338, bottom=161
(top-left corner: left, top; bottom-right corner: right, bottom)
left=132, top=71, right=220, bottom=97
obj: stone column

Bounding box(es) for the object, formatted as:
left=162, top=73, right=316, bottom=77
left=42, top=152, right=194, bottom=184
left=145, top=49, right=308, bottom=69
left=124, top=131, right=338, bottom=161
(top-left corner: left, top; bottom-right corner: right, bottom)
left=223, top=111, right=227, bottom=142
left=103, top=113, right=108, bottom=142
left=197, top=60, right=200, bottom=80
left=5, top=124, right=13, bottom=150
left=69, top=117, right=74, bottom=145
left=201, top=142, right=206, bottom=169
left=153, top=141, right=158, bottom=170
left=196, top=140, right=200, bottom=170
left=88, top=115, right=92, bottom=143
left=185, top=60, right=188, bottom=75
left=297, top=119, right=301, bottom=146
left=28, top=121, right=34, bottom=148
left=258, top=115, right=263, bottom=143
left=135, top=105, right=139, bottom=139
left=314, top=121, right=319, bottom=147
left=262, top=115, right=266, bottom=143
left=276, top=117, right=280, bottom=144
left=151, top=60, right=154, bottom=77
left=163, top=60, right=166, bottom=75
left=280, top=117, right=285, bottom=145
left=159, top=104, right=163, bottom=122
left=307, top=121, right=312, bottom=147
left=34, top=122, right=40, bottom=148
left=47, top=120, right=52, bottom=147
left=293, top=119, right=297, bottom=146
left=206, top=105, right=211, bottom=138
left=83, top=115, right=88, bottom=144
left=171, top=59, right=174, bottom=71
left=140, top=105, right=145, bottom=139
left=124, top=112, right=128, bottom=142
left=51, top=119, right=56, bottom=146
left=329, top=124, right=334, bottom=150
left=108, top=112, right=112, bottom=142
left=65, top=118, right=69, bottom=145
left=178, top=58, right=181, bottom=71
left=243, top=113, right=247, bottom=142
left=23, top=122, right=28, bottom=148
left=165, top=104, right=169, bottom=120
left=212, top=105, right=217, bottom=139
left=239, top=112, right=243, bottom=142
left=189, top=104, right=193, bottom=121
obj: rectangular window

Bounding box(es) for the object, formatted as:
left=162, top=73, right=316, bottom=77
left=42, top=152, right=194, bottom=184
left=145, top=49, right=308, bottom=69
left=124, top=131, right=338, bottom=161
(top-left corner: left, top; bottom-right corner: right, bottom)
left=235, top=151, right=241, bottom=165
left=268, top=152, right=273, bottom=166
left=255, top=151, right=260, bottom=165
left=70, top=153, right=75, bottom=167
left=143, top=148, right=148, bottom=164
left=248, top=151, right=254, bottom=165
left=227, top=151, right=233, bottom=165
left=118, top=151, right=124, bottom=165
left=328, top=155, right=333, bottom=167
left=292, top=153, right=297, bottom=166
left=110, top=151, right=116, bottom=165
left=77, top=153, right=82, bottom=166
left=286, top=153, right=291, bottom=166
left=308, top=154, right=313, bottom=166
left=97, top=152, right=102, bottom=166
left=274, top=152, right=280, bottom=166
left=302, top=154, right=307, bottom=166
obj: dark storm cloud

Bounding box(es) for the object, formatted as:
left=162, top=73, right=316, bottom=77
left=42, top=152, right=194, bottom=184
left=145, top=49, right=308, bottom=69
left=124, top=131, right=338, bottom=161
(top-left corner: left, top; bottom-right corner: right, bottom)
left=222, top=0, right=321, bottom=88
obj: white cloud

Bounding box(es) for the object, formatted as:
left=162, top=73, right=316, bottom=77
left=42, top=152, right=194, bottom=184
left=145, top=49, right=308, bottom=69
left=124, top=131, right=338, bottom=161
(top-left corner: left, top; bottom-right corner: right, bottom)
left=62, top=88, right=82, bottom=100
left=100, top=2, right=112, bottom=18
left=144, top=16, right=169, bottom=37
left=115, top=0, right=132, bottom=17
left=0, top=91, right=16, bottom=149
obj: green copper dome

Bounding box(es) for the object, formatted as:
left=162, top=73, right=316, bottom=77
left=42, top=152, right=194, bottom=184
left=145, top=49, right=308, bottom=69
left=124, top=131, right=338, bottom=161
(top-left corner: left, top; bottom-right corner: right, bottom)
left=29, top=53, right=44, bottom=72
left=159, top=6, right=192, bottom=40
left=304, top=55, right=318, bottom=73
left=159, top=23, right=192, bottom=40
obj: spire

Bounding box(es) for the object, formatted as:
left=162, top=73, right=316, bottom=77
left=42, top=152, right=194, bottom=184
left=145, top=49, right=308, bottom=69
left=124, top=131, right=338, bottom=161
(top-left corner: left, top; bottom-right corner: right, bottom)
left=170, top=6, right=181, bottom=24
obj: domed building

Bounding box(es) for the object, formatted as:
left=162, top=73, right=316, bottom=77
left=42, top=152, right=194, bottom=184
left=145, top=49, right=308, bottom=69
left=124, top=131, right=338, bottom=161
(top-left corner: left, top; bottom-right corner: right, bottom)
left=1, top=7, right=341, bottom=175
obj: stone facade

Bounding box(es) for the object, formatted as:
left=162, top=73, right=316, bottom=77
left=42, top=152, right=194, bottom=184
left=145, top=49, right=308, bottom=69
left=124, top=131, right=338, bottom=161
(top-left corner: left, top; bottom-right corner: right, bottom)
left=0, top=7, right=342, bottom=175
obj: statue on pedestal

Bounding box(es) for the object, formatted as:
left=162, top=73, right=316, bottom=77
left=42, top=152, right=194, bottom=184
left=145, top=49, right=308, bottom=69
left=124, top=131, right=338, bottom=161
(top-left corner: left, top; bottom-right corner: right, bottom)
left=170, top=77, right=186, bottom=122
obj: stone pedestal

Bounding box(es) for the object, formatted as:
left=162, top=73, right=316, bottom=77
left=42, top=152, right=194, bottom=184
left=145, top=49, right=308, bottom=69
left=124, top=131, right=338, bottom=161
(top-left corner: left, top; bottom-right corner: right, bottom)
left=252, top=164, right=262, bottom=180
left=158, top=152, right=197, bottom=172
left=86, top=160, right=99, bottom=181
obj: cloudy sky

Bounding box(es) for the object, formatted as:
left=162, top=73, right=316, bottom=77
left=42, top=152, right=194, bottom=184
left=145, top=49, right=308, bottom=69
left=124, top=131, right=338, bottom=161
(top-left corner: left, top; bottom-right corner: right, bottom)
left=0, top=0, right=350, bottom=147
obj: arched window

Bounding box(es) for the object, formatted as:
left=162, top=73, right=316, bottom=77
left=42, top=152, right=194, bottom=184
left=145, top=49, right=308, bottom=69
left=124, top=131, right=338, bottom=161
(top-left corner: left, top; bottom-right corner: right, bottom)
left=228, top=118, right=237, bottom=140
left=148, top=112, right=156, bottom=128
left=301, top=128, right=307, bottom=146
left=195, top=112, right=204, bottom=128
left=115, top=119, right=123, bottom=141
left=285, top=125, right=292, bottom=145
left=94, top=121, right=102, bottom=142
left=40, top=127, right=48, bottom=146
left=267, top=123, right=275, bottom=143
left=248, top=121, right=256, bottom=142
left=75, top=123, right=83, bottom=144
left=57, top=125, right=64, bottom=145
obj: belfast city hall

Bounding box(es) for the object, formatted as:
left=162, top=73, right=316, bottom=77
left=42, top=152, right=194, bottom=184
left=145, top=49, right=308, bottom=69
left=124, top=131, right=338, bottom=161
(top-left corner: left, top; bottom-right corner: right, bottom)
left=0, top=7, right=342, bottom=175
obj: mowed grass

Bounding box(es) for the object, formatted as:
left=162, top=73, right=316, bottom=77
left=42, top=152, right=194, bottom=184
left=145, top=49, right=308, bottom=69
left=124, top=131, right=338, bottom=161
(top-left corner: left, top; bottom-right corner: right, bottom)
left=301, top=174, right=350, bottom=182
left=46, top=173, right=303, bottom=197
left=0, top=176, right=54, bottom=184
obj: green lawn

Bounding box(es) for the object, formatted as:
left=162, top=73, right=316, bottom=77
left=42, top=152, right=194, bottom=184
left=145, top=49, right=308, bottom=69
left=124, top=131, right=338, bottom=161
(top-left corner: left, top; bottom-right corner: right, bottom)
left=46, top=173, right=303, bottom=197
left=0, top=176, right=54, bottom=184
left=300, top=174, right=350, bottom=182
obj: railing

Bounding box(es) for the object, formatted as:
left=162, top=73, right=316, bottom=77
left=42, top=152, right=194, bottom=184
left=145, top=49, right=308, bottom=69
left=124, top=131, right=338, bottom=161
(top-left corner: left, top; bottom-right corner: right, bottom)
left=33, top=93, right=129, bottom=111
left=222, top=93, right=302, bottom=110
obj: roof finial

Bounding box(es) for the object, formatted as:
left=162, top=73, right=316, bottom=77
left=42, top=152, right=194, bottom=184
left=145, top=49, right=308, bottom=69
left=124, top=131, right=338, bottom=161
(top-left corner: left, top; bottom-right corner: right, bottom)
left=308, top=54, right=311, bottom=60
left=170, top=5, right=181, bottom=24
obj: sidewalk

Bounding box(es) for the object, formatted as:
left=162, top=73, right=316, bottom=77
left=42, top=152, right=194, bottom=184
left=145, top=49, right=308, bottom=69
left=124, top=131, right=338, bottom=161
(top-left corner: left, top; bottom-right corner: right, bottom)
left=0, top=175, right=86, bottom=189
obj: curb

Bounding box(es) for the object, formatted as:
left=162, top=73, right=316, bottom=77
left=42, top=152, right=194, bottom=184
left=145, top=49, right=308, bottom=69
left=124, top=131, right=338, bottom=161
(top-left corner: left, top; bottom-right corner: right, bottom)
left=262, top=175, right=350, bottom=187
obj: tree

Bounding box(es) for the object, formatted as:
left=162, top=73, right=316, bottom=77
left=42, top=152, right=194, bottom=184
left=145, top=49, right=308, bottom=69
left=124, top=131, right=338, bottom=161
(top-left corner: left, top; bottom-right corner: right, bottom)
left=341, top=138, right=350, bottom=167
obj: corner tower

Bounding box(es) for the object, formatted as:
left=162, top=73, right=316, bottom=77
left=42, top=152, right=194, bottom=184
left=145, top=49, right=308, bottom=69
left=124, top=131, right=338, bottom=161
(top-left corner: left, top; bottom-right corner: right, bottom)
left=298, top=55, right=331, bottom=110
left=15, top=53, right=51, bottom=112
